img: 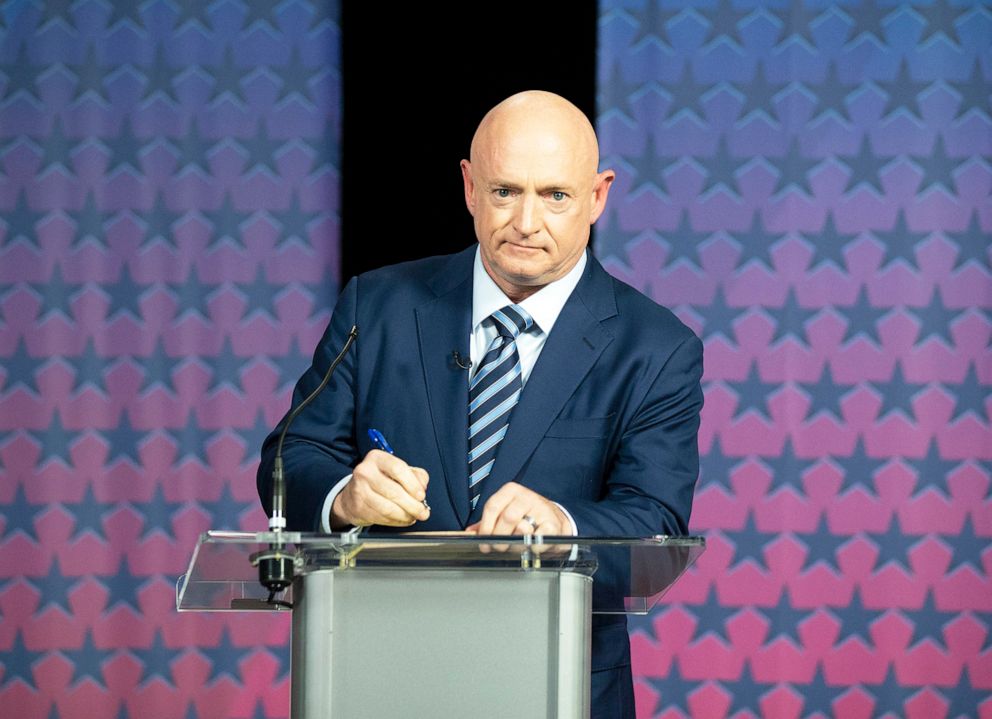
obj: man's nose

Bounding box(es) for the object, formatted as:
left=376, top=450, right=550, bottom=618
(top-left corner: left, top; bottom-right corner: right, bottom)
left=512, top=193, right=541, bottom=236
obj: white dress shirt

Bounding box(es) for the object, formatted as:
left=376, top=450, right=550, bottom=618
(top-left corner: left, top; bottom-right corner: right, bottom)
left=321, top=247, right=587, bottom=533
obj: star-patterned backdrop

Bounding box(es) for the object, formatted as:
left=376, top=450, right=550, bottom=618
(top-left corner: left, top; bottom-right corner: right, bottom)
left=595, top=1, right=991, bottom=717
left=0, top=0, right=339, bottom=717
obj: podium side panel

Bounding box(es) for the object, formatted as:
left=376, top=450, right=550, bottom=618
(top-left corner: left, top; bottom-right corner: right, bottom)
left=291, top=569, right=592, bottom=719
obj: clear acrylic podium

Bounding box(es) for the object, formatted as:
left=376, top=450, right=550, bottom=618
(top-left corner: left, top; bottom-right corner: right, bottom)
left=177, top=531, right=704, bottom=719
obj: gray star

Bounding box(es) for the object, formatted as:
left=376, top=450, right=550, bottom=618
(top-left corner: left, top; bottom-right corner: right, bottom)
left=625, top=1, right=683, bottom=51
left=0, top=48, right=42, bottom=101
left=734, top=60, right=786, bottom=121
left=202, top=337, right=248, bottom=393
left=132, top=632, right=175, bottom=685
left=102, top=268, right=146, bottom=321
left=948, top=366, right=989, bottom=423
left=103, top=118, right=145, bottom=175
left=771, top=288, right=818, bottom=345
left=0, top=633, right=42, bottom=685
left=903, top=593, right=954, bottom=647
left=661, top=67, right=711, bottom=121
left=2, top=338, right=42, bottom=394
left=947, top=210, right=991, bottom=271
left=760, top=592, right=811, bottom=645
left=729, top=214, right=784, bottom=269
left=272, top=46, right=316, bottom=105
left=908, top=289, right=962, bottom=345
left=2, top=189, right=46, bottom=248
left=204, top=195, right=246, bottom=248
left=270, top=192, right=315, bottom=245
left=167, top=412, right=208, bottom=462
left=698, top=436, right=741, bottom=492
left=698, top=137, right=741, bottom=196
left=840, top=2, right=896, bottom=44
left=910, top=136, right=962, bottom=194
left=872, top=364, right=927, bottom=420
left=698, top=287, right=743, bottom=343
left=103, top=413, right=147, bottom=466
left=949, top=58, right=991, bottom=121
left=197, top=627, right=244, bottom=683
left=208, top=47, right=248, bottom=104
left=0, top=485, right=41, bottom=540
left=944, top=671, right=992, bottom=719
left=683, top=588, right=735, bottom=644
left=866, top=520, right=915, bottom=572
left=878, top=59, right=932, bottom=120
left=873, top=210, right=927, bottom=270
left=48, top=347, right=90, bottom=413
left=171, top=120, right=216, bottom=175
left=832, top=438, right=885, bottom=495
left=72, top=193, right=110, bottom=247
left=798, top=517, right=845, bottom=572
left=104, top=1, right=146, bottom=30
left=170, top=0, right=214, bottom=30
left=37, top=0, right=77, bottom=29
left=908, top=440, right=962, bottom=494
left=804, top=214, right=857, bottom=271
left=237, top=123, right=285, bottom=175
left=914, top=0, right=972, bottom=47
left=236, top=268, right=281, bottom=320
left=730, top=364, right=776, bottom=421
left=798, top=367, right=845, bottom=420
left=66, top=486, right=108, bottom=539
left=29, top=408, right=79, bottom=466
left=139, top=485, right=185, bottom=539
left=700, top=0, right=751, bottom=47
left=138, top=340, right=179, bottom=394
left=828, top=587, right=884, bottom=644
left=198, top=485, right=251, bottom=532
left=139, top=48, right=180, bottom=105
left=660, top=210, right=710, bottom=267
left=141, top=195, right=182, bottom=248
left=29, top=561, right=79, bottom=614
left=239, top=0, right=279, bottom=32
left=944, top=516, right=988, bottom=573
left=770, top=2, right=827, bottom=47
left=809, top=63, right=854, bottom=123
left=770, top=139, right=820, bottom=196
left=838, top=135, right=887, bottom=195
left=39, top=117, right=75, bottom=175
left=69, top=46, right=110, bottom=104
left=839, top=288, right=889, bottom=345
left=644, top=662, right=695, bottom=716
left=102, top=563, right=146, bottom=612
left=629, top=131, right=668, bottom=194
left=168, top=271, right=216, bottom=318
left=792, top=668, right=846, bottom=717
left=761, top=438, right=815, bottom=492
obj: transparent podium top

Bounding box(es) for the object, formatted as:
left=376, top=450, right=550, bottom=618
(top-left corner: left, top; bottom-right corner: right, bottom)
left=177, top=530, right=704, bottom=616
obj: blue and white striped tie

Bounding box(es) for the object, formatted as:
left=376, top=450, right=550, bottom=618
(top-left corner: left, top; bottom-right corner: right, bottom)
left=467, top=304, right=533, bottom=511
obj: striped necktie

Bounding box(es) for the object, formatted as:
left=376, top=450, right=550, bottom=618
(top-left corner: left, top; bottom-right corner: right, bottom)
left=467, top=304, right=533, bottom=510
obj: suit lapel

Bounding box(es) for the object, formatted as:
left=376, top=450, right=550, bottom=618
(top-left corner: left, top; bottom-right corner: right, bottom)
left=472, top=255, right=617, bottom=517
left=416, top=248, right=475, bottom=527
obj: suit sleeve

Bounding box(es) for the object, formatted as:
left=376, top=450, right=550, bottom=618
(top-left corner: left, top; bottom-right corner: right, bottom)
left=559, top=332, right=704, bottom=537
left=257, top=277, right=361, bottom=531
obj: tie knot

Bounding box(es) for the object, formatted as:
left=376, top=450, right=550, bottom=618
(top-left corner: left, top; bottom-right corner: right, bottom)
left=490, top=304, right=533, bottom=339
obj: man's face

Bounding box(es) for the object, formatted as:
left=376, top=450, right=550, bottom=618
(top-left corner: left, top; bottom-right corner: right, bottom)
left=461, top=122, right=613, bottom=302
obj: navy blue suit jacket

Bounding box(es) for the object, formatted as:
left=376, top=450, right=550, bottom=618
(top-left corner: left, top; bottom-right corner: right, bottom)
left=258, top=245, right=703, bottom=692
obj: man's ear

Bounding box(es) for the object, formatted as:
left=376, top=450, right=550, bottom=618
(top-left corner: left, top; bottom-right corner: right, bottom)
left=460, top=160, right=476, bottom=216
left=589, top=169, right=616, bottom=225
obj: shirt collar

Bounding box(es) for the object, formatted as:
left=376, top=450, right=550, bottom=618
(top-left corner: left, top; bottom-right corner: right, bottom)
left=472, top=246, right=587, bottom=335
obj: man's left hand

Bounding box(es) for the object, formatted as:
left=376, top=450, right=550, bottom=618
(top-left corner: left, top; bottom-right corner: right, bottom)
left=466, top=482, right=572, bottom=536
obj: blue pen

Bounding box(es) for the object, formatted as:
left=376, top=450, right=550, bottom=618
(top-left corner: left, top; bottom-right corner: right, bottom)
left=368, top=428, right=430, bottom=510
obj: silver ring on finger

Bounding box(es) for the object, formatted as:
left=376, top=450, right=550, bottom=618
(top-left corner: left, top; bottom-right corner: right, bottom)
left=521, top=515, right=539, bottom=533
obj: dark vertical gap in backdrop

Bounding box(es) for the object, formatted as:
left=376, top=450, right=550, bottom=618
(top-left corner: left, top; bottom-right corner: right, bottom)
left=341, top=4, right=598, bottom=280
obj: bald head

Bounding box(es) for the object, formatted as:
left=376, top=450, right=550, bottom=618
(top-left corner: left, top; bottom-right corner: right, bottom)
left=469, top=91, right=601, bottom=177
left=460, top=91, right=615, bottom=303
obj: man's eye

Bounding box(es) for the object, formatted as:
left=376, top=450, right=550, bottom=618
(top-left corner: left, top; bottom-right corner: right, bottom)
left=495, top=189, right=512, bottom=198
left=550, top=191, right=567, bottom=202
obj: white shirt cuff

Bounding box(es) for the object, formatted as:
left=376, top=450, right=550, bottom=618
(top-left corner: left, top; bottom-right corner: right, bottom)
left=551, top=502, right=578, bottom=536
left=320, top=474, right=353, bottom=533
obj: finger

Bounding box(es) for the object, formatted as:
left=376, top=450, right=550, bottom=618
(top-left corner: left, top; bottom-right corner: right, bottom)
left=375, top=452, right=428, bottom=502
left=476, top=488, right=514, bottom=536
left=491, top=499, right=531, bottom=536
left=359, top=488, right=424, bottom=526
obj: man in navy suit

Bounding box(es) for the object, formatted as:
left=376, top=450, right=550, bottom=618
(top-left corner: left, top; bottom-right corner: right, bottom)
left=259, top=91, right=703, bottom=717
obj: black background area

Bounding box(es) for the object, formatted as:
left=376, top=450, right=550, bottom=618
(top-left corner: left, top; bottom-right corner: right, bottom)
left=341, top=3, right=598, bottom=280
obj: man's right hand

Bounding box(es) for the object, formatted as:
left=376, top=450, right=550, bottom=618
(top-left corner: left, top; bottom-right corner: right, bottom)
left=330, top=449, right=430, bottom=529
